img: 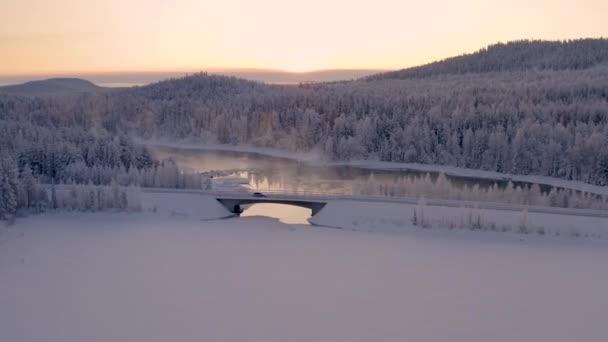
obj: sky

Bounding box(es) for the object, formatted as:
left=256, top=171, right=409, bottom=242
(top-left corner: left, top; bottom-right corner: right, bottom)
left=1, top=0, right=607, bottom=75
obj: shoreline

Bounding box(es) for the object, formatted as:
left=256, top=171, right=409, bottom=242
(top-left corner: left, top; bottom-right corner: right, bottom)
left=143, top=140, right=608, bottom=196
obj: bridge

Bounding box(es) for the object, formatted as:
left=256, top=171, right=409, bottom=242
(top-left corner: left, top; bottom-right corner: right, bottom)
left=215, top=195, right=327, bottom=215
left=136, top=188, right=608, bottom=219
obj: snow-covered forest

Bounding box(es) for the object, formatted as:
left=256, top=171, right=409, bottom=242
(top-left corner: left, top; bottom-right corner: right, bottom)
left=130, top=54, right=608, bottom=186
left=366, top=39, right=608, bottom=80
left=1, top=39, right=608, bottom=218
left=0, top=115, right=203, bottom=219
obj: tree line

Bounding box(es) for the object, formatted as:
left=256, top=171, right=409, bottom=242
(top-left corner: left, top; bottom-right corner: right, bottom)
left=366, top=39, right=608, bottom=80
left=0, top=98, right=204, bottom=220
left=123, top=65, right=608, bottom=186
left=2, top=39, right=608, bottom=220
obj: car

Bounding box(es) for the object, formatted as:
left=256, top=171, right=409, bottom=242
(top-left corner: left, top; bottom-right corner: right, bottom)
left=252, top=192, right=267, bottom=198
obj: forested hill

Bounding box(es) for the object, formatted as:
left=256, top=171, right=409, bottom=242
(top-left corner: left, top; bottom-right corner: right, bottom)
left=133, top=73, right=261, bottom=101
left=89, top=66, right=608, bottom=186
left=0, top=78, right=109, bottom=97
left=1, top=39, right=608, bottom=188
left=366, top=39, right=608, bottom=80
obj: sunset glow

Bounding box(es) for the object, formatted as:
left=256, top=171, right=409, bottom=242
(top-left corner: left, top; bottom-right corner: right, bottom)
left=1, top=0, right=607, bottom=75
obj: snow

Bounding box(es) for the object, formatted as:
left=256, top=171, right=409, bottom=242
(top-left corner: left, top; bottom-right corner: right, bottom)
left=1, top=192, right=608, bottom=342
left=141, top=190, right=233, bottom=219
left=311, top=200, right=608, bottom=239
left=332, top=160, right=608, bottom=196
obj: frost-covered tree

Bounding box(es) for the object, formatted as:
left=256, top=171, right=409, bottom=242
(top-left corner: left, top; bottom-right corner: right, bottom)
left=0, top=155, right=19, bottom=219
left=2, top=38, right=608, bottom=187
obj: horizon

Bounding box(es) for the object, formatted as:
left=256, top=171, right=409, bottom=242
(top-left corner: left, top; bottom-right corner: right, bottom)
left=2, top=37, right=607, bottom=87
left=0, top=67, right=388, bottom=77
left=2, top=37, right=606, bottom=78
left=0, top=68, right=388, bottom=87
left=3, top=0, right=607, bottom=76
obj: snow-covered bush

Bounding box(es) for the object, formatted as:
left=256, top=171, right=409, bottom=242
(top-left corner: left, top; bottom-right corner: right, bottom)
left=412, top=197, right=431, bottom=228
left=352, top=173, right=608, bottom=210
left=517, top=209, right=530, bottom=234
left=49, top=183, right=141, bottom=212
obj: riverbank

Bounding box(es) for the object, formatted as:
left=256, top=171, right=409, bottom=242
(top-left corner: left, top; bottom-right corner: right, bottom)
left=140, top=191, right=608, bottom=240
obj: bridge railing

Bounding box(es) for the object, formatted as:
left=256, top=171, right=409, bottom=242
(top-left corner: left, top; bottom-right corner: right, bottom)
left=206, top=189, right=353, bottom=197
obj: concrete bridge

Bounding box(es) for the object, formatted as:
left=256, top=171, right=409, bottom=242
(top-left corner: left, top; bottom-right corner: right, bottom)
left=215, top=195, right=328, bottom=216
left=137, top=188, right=608, bottom=219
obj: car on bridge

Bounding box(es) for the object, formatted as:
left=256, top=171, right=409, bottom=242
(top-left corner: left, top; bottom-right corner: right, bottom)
left=252, top=192, right=267, bottom=198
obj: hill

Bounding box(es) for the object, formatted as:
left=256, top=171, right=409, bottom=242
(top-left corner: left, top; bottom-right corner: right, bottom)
left=1, top=39, right=608, bottom=186
left=367, top=38, right=608, bottom=80
left=0, top=78, right=109, bottom=97
left=0, top=69, right=382, bottom=89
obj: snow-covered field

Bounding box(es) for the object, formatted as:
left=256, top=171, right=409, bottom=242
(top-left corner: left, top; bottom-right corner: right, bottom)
left=1, top=193, right=608, bottom=342
left=312, top=200, right=608, bottom=239
left=143, top=191, right=608, bottom=239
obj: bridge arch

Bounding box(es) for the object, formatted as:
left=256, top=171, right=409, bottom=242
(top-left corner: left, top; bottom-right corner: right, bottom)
left=216, top=198, right=327, bottom=216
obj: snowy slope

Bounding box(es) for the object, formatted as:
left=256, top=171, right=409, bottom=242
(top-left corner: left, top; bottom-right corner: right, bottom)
left=0, top=78, right=108, bottom=96
left=311, top=200, right=608, bottom=239
left=141, top=191, right=233, bottom=219
left=1, top=210, right=607, bottom=342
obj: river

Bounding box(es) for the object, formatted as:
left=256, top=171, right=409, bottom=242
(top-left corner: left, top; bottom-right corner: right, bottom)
left=149, top=145, right=608, bottom=223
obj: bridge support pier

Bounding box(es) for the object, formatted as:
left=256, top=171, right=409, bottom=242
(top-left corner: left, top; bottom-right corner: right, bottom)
left=309, top=203, right=326, bottom=216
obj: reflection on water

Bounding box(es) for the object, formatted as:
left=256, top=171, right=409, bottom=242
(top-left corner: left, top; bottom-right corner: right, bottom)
left=151, top=146, right=550, bottom=196
left=150, top=145, right=508, bottom=193
left=240, top=203, right=311, bottom=225
left=149, top=145, right=608, bottom=211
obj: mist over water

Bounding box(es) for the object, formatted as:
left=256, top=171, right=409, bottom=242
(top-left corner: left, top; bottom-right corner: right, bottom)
left=150, top=145, right=520, bottom=192
left=150, top=146, right=608, bottom=212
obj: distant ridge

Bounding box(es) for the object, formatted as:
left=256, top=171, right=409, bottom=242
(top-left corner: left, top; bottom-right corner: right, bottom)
left=0, top=78, right=108, bottom=97
left=366, top=38, right=608, bottom=80
left=4, top=39, right=608, bottom=95
left=0, top=69, right=383, bottom=89
left=214, top=69, right=383, bottom=83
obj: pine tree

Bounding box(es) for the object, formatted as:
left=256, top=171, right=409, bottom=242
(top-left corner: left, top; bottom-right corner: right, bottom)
left=0, top=156, right=19, bottom=219
left=51, top=183, right=58, bottom=210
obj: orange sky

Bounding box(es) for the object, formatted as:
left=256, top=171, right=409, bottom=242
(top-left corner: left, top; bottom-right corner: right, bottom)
left=1, top=0, right=607, bottom=75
